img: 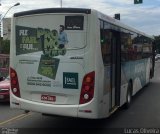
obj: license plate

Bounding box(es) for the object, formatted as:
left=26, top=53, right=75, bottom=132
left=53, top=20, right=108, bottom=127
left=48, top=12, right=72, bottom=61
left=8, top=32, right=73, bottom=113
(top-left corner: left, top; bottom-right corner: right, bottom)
left=41, top=95, right=56, bottom=102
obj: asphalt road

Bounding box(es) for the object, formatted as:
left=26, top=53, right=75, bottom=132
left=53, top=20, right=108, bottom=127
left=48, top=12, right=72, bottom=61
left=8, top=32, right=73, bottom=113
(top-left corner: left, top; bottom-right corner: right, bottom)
left=1, top=61, right=160, bottom=133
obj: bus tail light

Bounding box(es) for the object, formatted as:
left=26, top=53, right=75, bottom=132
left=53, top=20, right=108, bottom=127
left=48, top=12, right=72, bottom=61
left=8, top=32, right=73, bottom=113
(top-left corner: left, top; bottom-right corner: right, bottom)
left=10, top=68, right=21, bottom=98
left=79, top=71, right=95, bottom=104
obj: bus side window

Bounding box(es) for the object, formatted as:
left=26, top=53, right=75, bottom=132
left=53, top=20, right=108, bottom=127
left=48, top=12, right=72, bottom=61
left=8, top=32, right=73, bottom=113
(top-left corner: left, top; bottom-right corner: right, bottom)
left=100, top=20, right=111, bottom=65
left=121, top=30, right=130, bottom=62
left=142, top=37, right=152, bottom=58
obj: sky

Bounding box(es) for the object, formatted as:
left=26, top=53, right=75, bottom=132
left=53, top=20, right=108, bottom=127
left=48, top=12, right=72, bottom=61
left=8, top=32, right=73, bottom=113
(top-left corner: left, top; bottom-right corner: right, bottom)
left=0, top=0, right=160, bottom=36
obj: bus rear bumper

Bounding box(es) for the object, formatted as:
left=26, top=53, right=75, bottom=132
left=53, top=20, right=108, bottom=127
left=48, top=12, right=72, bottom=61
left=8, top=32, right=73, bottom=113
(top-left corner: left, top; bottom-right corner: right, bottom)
left=10, top=93, right=99, bottom=119
left=10, top=96, right=78, bottom=118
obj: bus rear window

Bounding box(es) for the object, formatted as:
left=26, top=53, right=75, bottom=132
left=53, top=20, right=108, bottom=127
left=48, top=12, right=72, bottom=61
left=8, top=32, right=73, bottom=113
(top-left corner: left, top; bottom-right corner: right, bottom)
left=65, top=16, right=84, bottom=30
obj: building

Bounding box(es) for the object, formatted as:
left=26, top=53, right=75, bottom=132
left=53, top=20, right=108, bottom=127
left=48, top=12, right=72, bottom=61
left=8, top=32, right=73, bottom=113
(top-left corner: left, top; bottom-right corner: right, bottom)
left=0, top=54, right=9, bottom=77
left=3, top=18, right=11, bottom=40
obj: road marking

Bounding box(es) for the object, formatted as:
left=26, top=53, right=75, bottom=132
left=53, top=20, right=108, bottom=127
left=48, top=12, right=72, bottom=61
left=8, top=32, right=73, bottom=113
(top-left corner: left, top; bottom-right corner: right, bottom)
left=16, top=113, right=33, bottom=121
left=0, top=113, right=33, bottom=126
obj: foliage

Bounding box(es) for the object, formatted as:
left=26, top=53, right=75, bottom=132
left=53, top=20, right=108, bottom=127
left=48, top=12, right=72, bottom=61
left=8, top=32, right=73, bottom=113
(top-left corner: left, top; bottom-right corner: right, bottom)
left=154, top=35, right=160, bottom=54
left=0, top=38, right=10, bottom=54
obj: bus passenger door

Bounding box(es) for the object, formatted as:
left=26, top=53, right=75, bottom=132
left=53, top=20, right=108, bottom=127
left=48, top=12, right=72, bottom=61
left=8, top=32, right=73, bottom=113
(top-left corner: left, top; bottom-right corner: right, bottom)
left=109, top=31, right=121, bottom=111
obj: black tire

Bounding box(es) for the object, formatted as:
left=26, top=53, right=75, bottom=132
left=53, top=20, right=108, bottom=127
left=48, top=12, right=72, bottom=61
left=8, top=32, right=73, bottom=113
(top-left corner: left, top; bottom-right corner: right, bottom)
left=124, top=82, right=132, bottom=109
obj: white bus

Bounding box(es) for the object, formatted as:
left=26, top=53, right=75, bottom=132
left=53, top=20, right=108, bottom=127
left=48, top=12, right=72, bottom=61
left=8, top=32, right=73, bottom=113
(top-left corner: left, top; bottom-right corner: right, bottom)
left=10, top=8, right=155, bottom=119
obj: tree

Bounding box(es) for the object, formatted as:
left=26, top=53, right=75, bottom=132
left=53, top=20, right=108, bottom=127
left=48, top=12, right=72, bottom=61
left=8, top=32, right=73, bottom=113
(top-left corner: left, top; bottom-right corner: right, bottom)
left=154, top=35, right=160, bottom=54
left=0, top=39, right=10, bottom=54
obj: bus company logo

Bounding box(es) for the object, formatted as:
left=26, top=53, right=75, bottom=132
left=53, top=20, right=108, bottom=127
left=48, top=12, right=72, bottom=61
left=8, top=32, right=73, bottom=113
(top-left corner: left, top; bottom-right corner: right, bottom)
left=63, top=73, right=78, bottom=89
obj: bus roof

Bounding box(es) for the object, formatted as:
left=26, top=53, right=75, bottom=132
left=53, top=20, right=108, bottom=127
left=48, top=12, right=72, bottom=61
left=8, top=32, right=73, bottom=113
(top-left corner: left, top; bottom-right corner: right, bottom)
left=14, top=8, right=91, bottom=17
left=13, top=8, right=154, bottom=40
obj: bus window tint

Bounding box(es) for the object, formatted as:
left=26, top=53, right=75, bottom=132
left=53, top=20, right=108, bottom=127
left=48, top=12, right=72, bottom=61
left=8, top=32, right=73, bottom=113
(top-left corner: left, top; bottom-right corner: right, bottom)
left=121, top=30, right=153, bottom=62
left=142, top=37, right=152, bottom=58
left=100, top=20, right=111, bottom=65
left=121, top=32, right=141, bottom=61
left=121, top=30, right=131, bottom=62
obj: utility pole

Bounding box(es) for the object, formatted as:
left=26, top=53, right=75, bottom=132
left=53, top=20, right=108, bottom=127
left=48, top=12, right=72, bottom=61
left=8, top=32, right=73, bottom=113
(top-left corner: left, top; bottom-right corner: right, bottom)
left=0, top=0, right=2, bottom=49
left=60, top=0, right=62, bottom=8
left=0, top=2, right=20, bottom=37
left=0, top=2, right=20, bottom=23
left=0, top=0, right=1, bottom=38
left=0, top=2, right=20, bottom=53
left=0, top=15, right=1, bottom=38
